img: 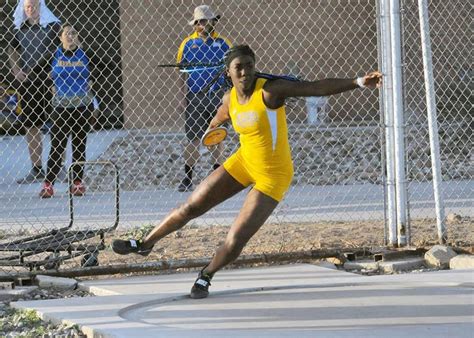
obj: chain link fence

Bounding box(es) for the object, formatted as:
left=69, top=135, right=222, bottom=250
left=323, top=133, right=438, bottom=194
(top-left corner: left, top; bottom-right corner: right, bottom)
left=400, top=0, right=472, bottom=246
left=0, top=0, right=471, bottom=276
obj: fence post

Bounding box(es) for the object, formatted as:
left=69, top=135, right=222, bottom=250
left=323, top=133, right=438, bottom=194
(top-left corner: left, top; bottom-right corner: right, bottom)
left=390, top=0, right=409, bottom=246
left=418, top=0, right=447, bottom=243
left=378, top=0, right=397, bottom=246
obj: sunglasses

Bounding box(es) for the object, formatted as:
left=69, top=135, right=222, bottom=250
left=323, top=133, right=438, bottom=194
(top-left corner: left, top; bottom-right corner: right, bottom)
left=194, top=19, right=210, bottom=26
left=64, top=30, right=78, bottom=37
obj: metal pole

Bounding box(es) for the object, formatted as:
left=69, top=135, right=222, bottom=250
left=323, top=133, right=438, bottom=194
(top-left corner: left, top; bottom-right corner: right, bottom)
left=376, top=0, right=388, bottom=245
left=418, top=0, right=446, bottom=243
left=390, top=0, right=408, bottom=247
left=379, top=0, right=398, bottom=246
left=0, top=248, right=372, bottom=279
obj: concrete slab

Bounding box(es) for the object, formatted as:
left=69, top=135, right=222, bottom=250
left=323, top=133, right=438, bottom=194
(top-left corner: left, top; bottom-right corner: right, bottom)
left=0, top=129, right=127, bottom=190
left=11, top=264, right=474, bottom=338
left=0, top=286, right=37, bottom=302
left=378, top=258, right=426, bottom=273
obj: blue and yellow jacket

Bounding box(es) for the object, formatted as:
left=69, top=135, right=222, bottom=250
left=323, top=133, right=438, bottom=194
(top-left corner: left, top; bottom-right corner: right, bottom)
left=177, top=31, right=231, bottom=93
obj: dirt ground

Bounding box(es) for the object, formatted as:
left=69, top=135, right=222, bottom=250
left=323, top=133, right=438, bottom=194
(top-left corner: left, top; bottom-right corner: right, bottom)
left=99, top=217, right=473, bottom=266
left=0, top=217, right=472, bottom=275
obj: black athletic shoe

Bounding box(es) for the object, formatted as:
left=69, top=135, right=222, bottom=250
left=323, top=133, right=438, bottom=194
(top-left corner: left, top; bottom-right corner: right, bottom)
left=178, top=177, right=193, bottom=192
left=190, top=269, right=213, bottom=299
left=111, top=239, right=152, bottom=256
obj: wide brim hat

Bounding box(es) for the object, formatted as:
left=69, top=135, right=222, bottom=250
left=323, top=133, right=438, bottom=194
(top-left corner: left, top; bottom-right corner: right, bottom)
left=188, top=5, right=221, bottom=25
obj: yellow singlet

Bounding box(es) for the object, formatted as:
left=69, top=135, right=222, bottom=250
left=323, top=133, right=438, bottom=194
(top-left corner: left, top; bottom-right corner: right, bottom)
left=223, top=78, right=294, bottom=201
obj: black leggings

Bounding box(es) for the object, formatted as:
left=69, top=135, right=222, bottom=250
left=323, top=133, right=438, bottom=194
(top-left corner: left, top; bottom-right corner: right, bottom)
left=46, top=105, right=92, bottom=184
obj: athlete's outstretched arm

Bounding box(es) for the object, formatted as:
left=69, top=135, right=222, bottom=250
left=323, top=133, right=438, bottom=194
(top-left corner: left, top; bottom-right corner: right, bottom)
left=208, top=90, right=231, bottom=129
left=263, top=71, right=382, bottom=108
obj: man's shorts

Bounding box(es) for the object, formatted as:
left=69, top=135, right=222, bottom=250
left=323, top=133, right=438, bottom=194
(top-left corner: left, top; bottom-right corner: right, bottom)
left=185, top=91, right=222, bottom=140
left=223, top=149, right=294, bottom=202
left=18, top=76, right=52, bottom=128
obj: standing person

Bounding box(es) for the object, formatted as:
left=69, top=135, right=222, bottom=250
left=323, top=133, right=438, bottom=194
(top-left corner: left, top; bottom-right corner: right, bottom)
left=38, top=24, right=102, bottom=198
left=176, top=5, right=232, bottom=192
left=112, top=45, right=382, bottom=299
left=8, top=0, right=62, bottom=184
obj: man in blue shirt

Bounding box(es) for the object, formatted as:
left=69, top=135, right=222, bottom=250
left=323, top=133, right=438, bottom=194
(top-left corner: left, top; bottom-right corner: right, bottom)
left=176, top=5, right=231, bottom=192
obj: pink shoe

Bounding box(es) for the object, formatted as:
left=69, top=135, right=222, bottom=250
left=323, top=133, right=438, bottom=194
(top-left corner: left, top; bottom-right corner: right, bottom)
left=39, top=182, right=54, bottom=198
left=70, top=180, right=86, bottom=196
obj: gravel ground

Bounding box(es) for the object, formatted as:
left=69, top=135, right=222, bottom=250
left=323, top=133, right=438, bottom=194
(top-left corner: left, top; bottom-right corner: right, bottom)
left=1, top=288, right=91, bottom=337
left=85, top=122, right=472, bottom=191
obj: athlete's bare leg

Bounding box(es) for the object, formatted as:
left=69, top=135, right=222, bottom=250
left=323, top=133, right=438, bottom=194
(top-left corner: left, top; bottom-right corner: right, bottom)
left=204, top=189, right=279, bottom=275
left=142, top=166, right=245, bottom=249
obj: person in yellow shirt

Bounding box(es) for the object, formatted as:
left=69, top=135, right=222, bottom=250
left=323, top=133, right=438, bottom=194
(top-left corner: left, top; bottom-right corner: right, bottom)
left=112, top=45, right=382, bottom=299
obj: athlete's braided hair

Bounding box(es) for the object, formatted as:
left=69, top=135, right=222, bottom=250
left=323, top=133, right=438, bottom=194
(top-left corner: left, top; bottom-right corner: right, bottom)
left=202, top=44, right=298, bottom=93
left=224, top=45, right=255, bottom=68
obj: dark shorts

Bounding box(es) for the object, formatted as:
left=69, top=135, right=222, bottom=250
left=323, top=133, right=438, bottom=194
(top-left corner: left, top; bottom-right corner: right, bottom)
left=18, top=75, right=53, bottom=128
left=184, top=91, right=222, bottom=140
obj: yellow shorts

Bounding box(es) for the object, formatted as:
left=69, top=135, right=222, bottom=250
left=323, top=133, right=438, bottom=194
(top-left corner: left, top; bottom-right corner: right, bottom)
left=223, top=150, right=293, bottom=202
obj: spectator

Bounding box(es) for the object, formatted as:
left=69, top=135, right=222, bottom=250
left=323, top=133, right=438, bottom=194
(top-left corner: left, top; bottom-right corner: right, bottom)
left=176, top=5, right=232, bottom=192
left=39, top=23, right=105, bottom=198
left=8, top=0, right=62, bottom=184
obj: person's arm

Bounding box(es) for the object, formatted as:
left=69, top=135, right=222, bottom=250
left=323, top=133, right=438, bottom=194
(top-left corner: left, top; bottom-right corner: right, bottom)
left=8, top=46, right=26, bottom=82
left=208, top=91, right=231, bottom=129
left=176, top=39, right=188, bottom=111
left=177, top=72, right=188, bottom=111
left=7, top=28, right=22, bottom=79
left=263, top=71, right=382, bottom=109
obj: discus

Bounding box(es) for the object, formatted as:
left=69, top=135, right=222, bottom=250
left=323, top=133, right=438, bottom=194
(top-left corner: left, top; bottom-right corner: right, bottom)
left=201, top=126, right=228, bottom=147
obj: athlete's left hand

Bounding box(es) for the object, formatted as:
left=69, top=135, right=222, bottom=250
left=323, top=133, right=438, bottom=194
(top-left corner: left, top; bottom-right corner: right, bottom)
left=362, top=71, right=383, bottom=88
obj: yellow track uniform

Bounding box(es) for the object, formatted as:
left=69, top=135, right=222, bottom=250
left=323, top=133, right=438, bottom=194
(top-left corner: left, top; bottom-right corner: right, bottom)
left=223, top=78, right=294, bottom=201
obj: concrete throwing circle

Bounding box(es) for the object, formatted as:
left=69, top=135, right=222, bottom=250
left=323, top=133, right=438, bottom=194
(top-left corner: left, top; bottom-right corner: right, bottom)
left=118, top=284, right=473, bottom=331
